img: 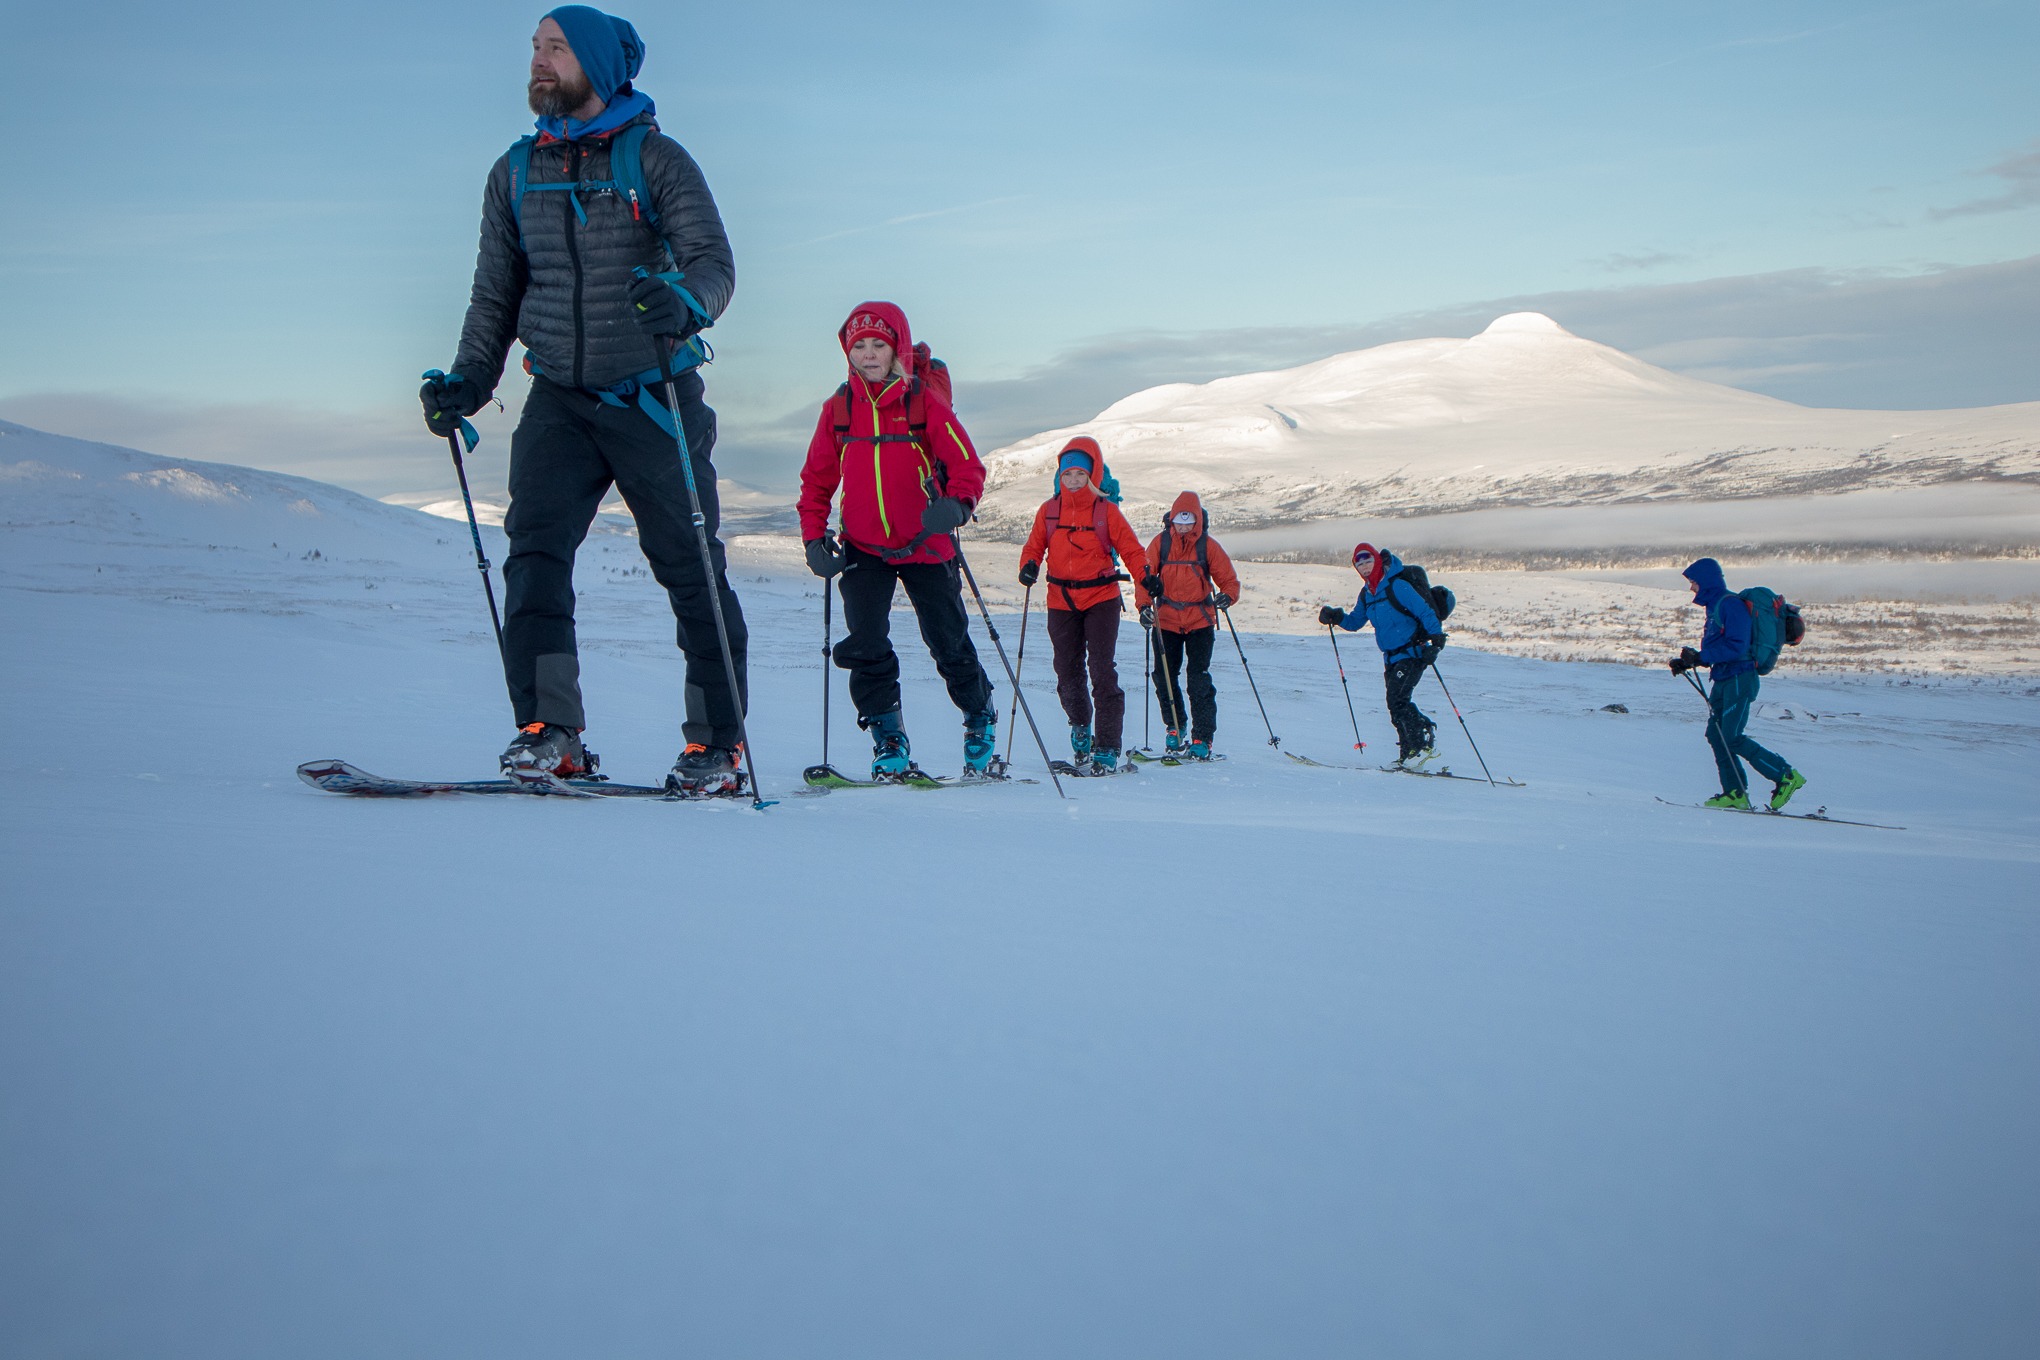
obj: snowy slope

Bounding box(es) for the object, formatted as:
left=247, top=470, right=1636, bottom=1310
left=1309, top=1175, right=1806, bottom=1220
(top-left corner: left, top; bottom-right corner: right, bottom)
left=972, top=314, right=2040, bottom=543
left=5, top=430, right=2040, bottom=1358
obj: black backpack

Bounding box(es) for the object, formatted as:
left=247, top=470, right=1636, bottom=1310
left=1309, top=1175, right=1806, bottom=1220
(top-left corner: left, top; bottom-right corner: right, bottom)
left=1382, top=562, right=1455, bottom=629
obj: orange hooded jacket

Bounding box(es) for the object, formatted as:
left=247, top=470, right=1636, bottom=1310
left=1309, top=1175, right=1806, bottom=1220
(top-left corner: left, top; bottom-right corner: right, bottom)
left=1019, top=443, right=1147, bottom=612
left=1134, top=491, right=1241, bottom=633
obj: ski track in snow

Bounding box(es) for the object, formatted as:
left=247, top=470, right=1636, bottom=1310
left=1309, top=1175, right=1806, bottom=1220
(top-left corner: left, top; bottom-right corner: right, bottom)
left=4, top=425, right=2040, bottom=1358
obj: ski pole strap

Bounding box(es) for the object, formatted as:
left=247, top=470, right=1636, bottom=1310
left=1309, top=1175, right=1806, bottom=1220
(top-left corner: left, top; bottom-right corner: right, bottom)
left=421, top=370, right=481, bottom=451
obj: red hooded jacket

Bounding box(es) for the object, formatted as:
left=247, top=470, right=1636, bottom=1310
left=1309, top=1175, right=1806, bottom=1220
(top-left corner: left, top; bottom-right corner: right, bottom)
left=1134, top=491, right=1241, bottom=634
left=796, top=302, right=983, bottom=566
left=1020, top=477, right=1148, bottom=612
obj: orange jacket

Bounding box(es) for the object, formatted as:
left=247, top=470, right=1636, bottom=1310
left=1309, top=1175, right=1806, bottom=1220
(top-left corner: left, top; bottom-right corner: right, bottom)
left=1020, top=485, right=1148, bottom=612
left=1134, top=491, right=1241, bottom=633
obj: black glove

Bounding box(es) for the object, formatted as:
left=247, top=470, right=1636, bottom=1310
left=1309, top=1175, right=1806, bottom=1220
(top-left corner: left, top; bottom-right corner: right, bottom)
left=1211, top=591, right=1234, bottom=610
left=1669, top=645, right=1702, bottom=675
left=1139, top=605, right=1156, bottom=629
left=1427, top=632, right=1448, bottom=651
left=1318, top=605, right=1345, bottom=627
left=921, top=497, right=969, bottom=535
left=804, top=535, right=847, bottom=579
left=419, top=371, right=486, bottom=438
left=626, top=272, right=698, bottom=338
left=1141, top=573, right=1165, bottom=599
left=1018, top=560, right=1039, bottom=587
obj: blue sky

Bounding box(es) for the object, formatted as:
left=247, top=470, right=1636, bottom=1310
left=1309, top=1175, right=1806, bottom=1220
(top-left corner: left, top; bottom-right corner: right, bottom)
left=3, top=0, right=2035, bottom=496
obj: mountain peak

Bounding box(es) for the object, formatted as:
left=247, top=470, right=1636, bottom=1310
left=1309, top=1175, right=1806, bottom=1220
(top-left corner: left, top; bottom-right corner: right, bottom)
left=1477, top=312, right=1572, bottom=337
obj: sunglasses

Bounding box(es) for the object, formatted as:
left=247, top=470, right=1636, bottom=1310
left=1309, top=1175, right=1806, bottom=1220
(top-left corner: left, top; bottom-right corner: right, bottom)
left=1354, top=552, right=1375, bottom=563
left=1171, top=513, right=1196, bottom=525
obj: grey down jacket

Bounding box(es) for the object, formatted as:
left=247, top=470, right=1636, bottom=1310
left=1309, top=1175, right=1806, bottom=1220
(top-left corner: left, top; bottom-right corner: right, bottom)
left=453, top=111, right=735, bottom=395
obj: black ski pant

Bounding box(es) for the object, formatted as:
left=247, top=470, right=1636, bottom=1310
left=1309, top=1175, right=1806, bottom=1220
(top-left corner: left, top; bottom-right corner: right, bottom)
left=1383, top=652, right=1437, bottom=759
left=1706, top=670, right=1791, bottom=796
left=1048, top=601, right=1127, bottom=751
left=833, top=543, right=993, bottom=726
left=501, top=373, right=748, bottom=746
left=1151, top=625, right=1218, bottom=742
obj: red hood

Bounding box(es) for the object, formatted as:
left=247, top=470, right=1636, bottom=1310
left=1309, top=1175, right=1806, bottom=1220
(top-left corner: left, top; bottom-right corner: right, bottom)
left=1168, top=489, right=1205, bottom=536
left=838, top=301, right=915, bottom=378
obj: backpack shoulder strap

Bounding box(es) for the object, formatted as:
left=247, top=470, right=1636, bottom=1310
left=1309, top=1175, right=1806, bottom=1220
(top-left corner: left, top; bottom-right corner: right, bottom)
left=832, top=384, right=853, bottom=451
left=506, top=135, right=540, bottom=247
left=1382, top=569, right=1425, bottom=628
left=608, top=123, right=659, bottom=231
left=907, top=377, right=927, bottom=441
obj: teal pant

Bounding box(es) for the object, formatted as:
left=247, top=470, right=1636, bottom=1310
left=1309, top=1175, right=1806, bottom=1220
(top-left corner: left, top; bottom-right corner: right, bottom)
left=1707, top=670, right=1791, bottom=795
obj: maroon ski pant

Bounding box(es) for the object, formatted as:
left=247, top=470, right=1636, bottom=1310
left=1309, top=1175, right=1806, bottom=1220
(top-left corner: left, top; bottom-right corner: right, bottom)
left=1046, top=601, right=1126, bottom=750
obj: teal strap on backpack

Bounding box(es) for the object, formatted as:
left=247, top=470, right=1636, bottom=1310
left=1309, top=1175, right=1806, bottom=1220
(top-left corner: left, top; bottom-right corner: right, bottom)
left=522, top=337, right=712, bottom=437
left=506, top=123, right=661, bottom=250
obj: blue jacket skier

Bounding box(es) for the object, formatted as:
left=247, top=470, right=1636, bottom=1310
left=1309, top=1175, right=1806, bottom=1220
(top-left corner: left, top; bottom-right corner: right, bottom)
left=1317, top=543, right=1444, bottom=765
left=1669, top=558, right=1806, bottom=810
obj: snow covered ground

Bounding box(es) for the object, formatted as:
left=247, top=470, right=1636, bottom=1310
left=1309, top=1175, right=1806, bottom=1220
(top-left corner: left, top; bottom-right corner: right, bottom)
left=6, top=424, right=2040, bottom=1358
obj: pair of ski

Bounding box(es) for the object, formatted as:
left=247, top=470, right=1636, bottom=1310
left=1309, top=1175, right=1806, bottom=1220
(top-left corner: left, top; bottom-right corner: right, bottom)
left=1128, top=748, right=1225, bottom=767
left=1654, top=796, right=1903, bottom=830
left=799, top=762, right=1034, bottom=792
left=1282, top=748, right=1527, bottom=787
left=296, top=759, right=759, bottom=802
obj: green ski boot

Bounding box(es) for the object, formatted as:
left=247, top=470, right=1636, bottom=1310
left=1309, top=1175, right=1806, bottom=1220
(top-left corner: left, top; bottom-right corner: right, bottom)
left=1769, top=769, right=1807, bottom=811
left=1703, top=789, right=1752, bottom=810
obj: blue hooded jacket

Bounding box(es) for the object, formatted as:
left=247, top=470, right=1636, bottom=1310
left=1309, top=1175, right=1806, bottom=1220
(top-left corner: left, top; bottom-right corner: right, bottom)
left=1684, top=557, right=1754, bottom=679
left=1336, top=551, right=1441, bottom=661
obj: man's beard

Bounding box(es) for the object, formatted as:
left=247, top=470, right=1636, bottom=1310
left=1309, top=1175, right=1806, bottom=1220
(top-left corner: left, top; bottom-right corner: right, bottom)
left=528, top=69, right=595, bottom=118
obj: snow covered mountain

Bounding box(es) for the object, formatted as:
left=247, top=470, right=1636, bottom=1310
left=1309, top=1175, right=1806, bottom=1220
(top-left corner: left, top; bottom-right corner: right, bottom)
left=6, top=413, right=2040, bottom=1357
left=972, top=313, right=2040, bottom=544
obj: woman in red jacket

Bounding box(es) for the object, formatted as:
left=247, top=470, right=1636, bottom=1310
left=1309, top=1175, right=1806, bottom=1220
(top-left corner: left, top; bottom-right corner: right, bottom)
left=1017, top=438, right=1150, bottom=772
left=797, top=302, right=995, bottom=777
left=1133, top=490, right=1242, bottom=760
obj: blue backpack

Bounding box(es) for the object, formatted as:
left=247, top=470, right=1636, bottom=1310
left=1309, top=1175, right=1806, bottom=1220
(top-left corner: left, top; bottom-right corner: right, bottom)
left=1735, top=586, right=1805, bottom=675
left=505, top=123, right=661, bottom=247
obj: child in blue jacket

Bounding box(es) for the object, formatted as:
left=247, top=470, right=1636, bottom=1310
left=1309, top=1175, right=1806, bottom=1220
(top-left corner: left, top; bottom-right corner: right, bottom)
left=1668, top=557, right=1806, bottom=810
left=1317, top=542, right=1444, bottom=766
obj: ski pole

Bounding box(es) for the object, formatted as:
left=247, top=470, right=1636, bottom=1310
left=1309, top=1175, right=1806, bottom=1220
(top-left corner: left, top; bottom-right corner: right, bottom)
left=1680, top=666, right=1748, bottom=797
left=1328, top=626, right=1365, bottom=750
left=820, top=575, right=834, bottom=770
left=423, top=383, right=506, bottom=664
left=1428, top=660, right=1498, bottom=786
left=1142, top=616, right=1153, bottom=752
left=1219, top=604, right=1278, bottom=748
left=953, top=542, right=1064, bottom=798
left=1155, top=620, right=1186, bottom=741
left=1002, top=584, right=1032, bottom=764
left=642, top=305, right=768, bottom=810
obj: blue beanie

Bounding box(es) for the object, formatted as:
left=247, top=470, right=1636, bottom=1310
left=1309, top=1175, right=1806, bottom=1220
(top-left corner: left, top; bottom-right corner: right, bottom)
left=544, top=6, right=645, bottom=105
left=1057, top=450, right=1094, bottom=478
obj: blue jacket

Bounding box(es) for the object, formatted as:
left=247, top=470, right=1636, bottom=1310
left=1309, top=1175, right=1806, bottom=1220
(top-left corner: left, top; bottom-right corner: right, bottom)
left=1684, top=557, right=1753, bottom=680
left=1337, top=552, right=1441, bottom=661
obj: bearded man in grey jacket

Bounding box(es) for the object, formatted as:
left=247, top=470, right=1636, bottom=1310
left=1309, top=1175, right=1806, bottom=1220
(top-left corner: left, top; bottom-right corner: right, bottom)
left=422, top=5, right=748, bottom=794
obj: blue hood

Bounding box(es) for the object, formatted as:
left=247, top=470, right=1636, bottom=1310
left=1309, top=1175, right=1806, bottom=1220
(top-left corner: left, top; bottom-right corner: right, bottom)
left=1683, top=557, right=1728, bottom=607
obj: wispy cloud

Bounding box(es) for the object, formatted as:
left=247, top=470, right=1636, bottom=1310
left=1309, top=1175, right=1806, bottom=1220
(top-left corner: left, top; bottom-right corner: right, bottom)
left=1591, top=251, right=1691, bottom=273
left=1930, top=140, right=2040, bottom=220
left=794, top=196, right=1029, bottom=248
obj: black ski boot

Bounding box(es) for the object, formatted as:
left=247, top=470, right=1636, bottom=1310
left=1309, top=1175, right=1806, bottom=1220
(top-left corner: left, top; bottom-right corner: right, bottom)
left=501, top=723, right=596, bottom=778
left=667, top=743, right=745, bottom=797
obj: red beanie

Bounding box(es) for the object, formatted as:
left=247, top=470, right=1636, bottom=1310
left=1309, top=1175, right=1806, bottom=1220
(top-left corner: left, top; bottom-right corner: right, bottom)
left=1352, top=542, right=1385, bottom=589
left=841, top=306, right=902, bottom=355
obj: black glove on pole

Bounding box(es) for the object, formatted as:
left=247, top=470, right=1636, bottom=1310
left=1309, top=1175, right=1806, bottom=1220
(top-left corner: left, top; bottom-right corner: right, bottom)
left=1018, top=560, right=1039, bottom=587
left=805, top=535, right=847, bottom=578
left=1318, top=605, right=1346, bottom=627
left=921, top=497, right=970, bottom=535
left=636, top=269, right=767, bottom=808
